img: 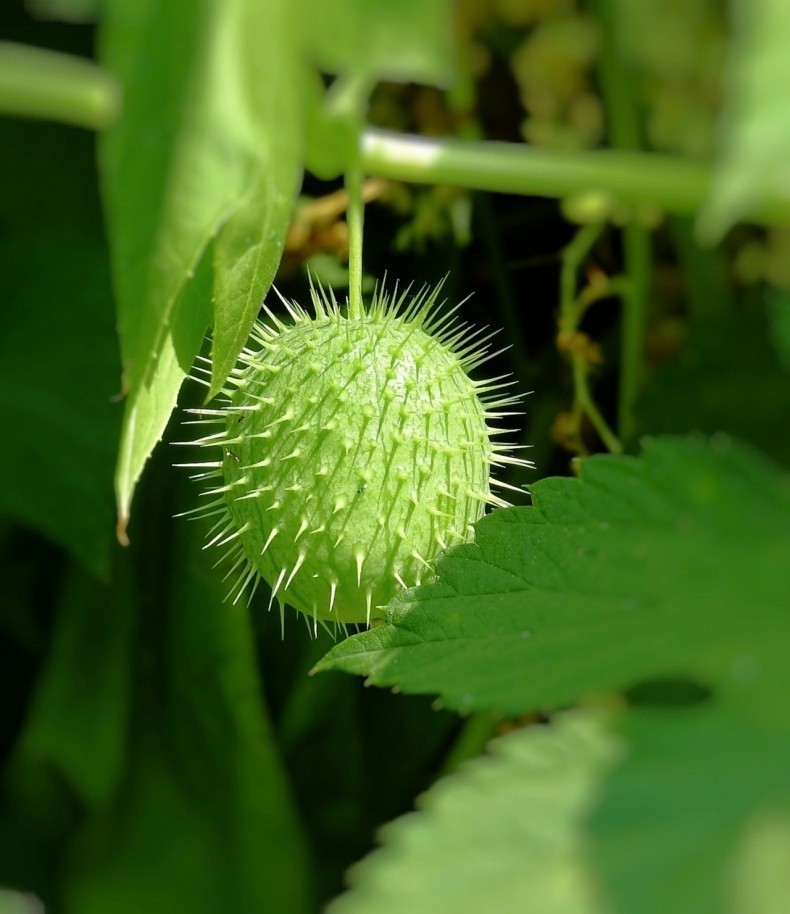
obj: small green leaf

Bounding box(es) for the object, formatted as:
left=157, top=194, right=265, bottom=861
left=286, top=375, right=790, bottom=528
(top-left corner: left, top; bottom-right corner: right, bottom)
left=698, top=0, right=790, bottom=240
left=318, top=437, right=790, bottom=715
left=100, top=0, right=302, bottom=522
left=327, top=710, right=619, bottom=914
left=113, top=252, right=212, bottom=542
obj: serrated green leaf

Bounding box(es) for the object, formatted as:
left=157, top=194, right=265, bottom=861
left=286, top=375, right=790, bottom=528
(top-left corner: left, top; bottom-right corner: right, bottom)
left=328, top=710, right=619, bottom=914
left=591, top=702, right=790, bottom=914
left=100, top=0, right=302, bottom=522
left=0, top=121, right=118, bottom=574
left=317, top=437, right=790, bottom=715
left=698, top=0, right=790, bottom=240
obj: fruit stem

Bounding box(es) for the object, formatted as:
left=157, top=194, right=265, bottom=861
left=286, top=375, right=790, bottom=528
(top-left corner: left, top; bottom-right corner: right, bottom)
left=0, top=41, right=121, bottom=130
left=346, top=158, right=365, bottom=320
left=361, top=128, right=790, bottom=226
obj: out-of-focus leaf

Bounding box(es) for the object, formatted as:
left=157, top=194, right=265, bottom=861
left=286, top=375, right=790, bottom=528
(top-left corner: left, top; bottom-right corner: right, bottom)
left=63, top=494, right=311, bottom=914
left=328, top=711, right=618, bottom=914
left=99, top=0, right=302, bottom=524
left=317, top=437, right=789, bottom=715
left=728, top=809, right=790, bottom=914
left=591, top=702, right=790, bottom=914
left=636, top=309, right=790, bottom=466
left=304, top=0, right=454, bottom=86
left=698, top=0, right=790, bottom=240
left=302, top=0, right=454, bottom=179
left=11, top=558, right=135, bottom=811
left=0, top=121, right=118, bottom=574
left=766, top=288, right=790, bottom=371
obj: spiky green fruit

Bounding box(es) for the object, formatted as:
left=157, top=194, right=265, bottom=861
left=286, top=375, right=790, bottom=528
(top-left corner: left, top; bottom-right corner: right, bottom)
left=181, top=283, right=530, bottom=629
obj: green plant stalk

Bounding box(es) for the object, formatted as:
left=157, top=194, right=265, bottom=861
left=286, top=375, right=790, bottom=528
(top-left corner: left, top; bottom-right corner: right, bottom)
left=361, top=128, right=790, bottom=225
left=0, top=41, right=120, bottom=130
left=591, top=0, right=652, bottom=442
left=559, top=223, right=623, bottom=455
left=345, top=159, right=364, bottom=320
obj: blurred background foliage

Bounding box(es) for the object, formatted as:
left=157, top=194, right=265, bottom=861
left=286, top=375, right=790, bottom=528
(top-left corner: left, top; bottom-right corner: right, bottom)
left=1, top=0, right=789, bottom=912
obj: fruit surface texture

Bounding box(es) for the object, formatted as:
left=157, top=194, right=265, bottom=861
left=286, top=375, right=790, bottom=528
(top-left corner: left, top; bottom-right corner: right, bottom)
left=184, top=284, right=528, bottom=627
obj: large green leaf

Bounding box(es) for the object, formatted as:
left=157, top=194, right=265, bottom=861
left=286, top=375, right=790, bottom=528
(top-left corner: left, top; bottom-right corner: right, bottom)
left=328, top=710, right=619, bottom=914
left=317, top=437, right=789, bottom=715
left=99, top=0, right=302, bottom=525
left=698, top=0, right=790, bottom=240
left=10, top=558, right=135, bottom=812
left=0, top=121, right=118, bottom=574
left=591, top=701, right=790, bottom=914
left=62, top=490, right=311, bottom=914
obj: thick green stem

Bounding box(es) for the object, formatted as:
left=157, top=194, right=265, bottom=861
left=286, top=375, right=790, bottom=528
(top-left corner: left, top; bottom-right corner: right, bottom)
left=361, top=128, right=790, bottom=226
left=0, top=41, right=120, bottom=130
left=345, top=160, right=365, bottom=320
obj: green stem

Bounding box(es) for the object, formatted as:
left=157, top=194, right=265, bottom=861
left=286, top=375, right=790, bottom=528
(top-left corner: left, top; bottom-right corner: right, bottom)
left=361, top=128, right=790, bottom=226
left=0, top=41, right=120, bottom=130
left=559, top=224, right=623, bottom=455
left=560, top=223, right=605, bottom=328
left=345, top=159, right=364, bottom=320
left=590, top=0, right=652, bottom=442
